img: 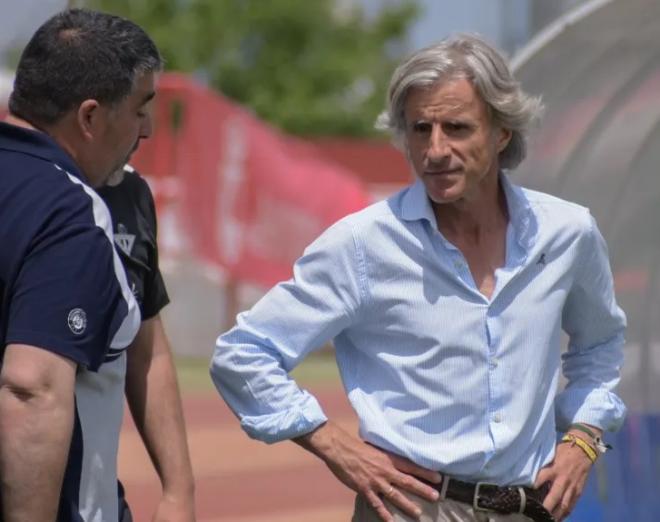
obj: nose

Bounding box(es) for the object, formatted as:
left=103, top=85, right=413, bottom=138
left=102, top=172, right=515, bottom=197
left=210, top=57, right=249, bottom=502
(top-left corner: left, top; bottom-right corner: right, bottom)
left=140, top=113, right=153, bottom=139
left=427, top=124, right=450, bottom=162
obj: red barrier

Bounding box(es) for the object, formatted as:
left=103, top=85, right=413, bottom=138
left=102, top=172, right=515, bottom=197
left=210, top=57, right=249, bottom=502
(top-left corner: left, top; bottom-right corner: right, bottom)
left=132, top=73, right=370, bottom=287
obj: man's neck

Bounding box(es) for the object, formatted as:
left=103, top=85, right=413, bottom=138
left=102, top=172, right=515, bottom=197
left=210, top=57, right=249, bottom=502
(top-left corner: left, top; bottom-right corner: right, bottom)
left=433, top=175, right=509, bottom=245
left=4, top=114, right=37, bottom=131
left=6, top=113, right=85, bottom=178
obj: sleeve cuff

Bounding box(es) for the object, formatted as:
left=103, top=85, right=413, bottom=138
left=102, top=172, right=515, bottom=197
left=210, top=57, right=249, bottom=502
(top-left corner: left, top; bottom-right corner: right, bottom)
left=239, top=392, right=329, bottom=444
left=555, top=387, right=627, bottom=432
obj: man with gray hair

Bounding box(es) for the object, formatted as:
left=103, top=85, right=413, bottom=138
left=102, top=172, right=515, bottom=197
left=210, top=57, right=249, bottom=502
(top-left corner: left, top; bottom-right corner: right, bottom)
left=211, top=34, right=625, bottom=522
left=0, top=9, right=164, bottom=522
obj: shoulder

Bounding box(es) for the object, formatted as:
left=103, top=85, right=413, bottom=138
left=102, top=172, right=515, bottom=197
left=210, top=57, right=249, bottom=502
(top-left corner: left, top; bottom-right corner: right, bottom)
left=306, top=185, right=425, bottom=263
left=99, top=165, right=157, bottom=219
left=521, top=186, right=593, bottom=235
left=123, top=165, right=152, bottom=190
left=117, top=165, right=156, bottom=201
left=10, top=158, right=107, bottom=230
left=336, top=192, right=403, bottom=232
left=308, top=198, right=395, bottom=249
left=100, top=165, right=153, bottom=199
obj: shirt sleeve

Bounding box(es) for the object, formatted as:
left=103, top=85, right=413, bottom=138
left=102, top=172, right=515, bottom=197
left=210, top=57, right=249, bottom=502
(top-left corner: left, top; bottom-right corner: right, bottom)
left=556, top=213, right=627, bottom=432
left=210, top=220, right=367, bottom=443
left=6, top=223, right=132, bottom=371
left=139, top=176, right=169, bottom=319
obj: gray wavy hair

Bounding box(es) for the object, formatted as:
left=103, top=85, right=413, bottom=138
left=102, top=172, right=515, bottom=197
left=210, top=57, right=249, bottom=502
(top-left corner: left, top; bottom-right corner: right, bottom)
left=375, top=34, right=544, bottom=170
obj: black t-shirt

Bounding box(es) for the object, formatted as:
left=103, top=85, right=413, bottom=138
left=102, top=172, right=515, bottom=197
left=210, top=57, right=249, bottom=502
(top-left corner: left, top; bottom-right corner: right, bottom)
left=97, top=166, right=169, bottom=319
left=99, top=166, right=171, bottom=517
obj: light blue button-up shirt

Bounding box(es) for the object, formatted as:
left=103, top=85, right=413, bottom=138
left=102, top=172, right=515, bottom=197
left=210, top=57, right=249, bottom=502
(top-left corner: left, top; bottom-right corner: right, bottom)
left=211, top=174, right=626, bottom=486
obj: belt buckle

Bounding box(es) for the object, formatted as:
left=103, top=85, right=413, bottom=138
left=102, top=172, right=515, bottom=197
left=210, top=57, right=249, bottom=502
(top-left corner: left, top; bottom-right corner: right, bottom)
left=473, top=482, right=498, bottom=512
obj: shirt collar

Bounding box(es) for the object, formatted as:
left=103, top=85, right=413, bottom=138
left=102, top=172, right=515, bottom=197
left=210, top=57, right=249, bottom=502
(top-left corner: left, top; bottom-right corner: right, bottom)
left=398, top=173, right=537, bottom=252
left=400, top=178, right=439, bottom=229
left=0, top=121, right=85, bottom=182
left=500, top=173, right=537, bottom=252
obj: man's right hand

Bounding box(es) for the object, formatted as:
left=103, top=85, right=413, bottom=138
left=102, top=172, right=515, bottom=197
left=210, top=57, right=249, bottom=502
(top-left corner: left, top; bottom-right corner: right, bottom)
left=294, top=421, right=441, bottom=522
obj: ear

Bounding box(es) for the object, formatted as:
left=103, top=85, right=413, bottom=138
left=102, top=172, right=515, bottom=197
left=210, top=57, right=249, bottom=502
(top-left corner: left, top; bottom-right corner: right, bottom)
left=76, top=99, right=101, bottom=142
left=496, top=127, right=512, bottom=153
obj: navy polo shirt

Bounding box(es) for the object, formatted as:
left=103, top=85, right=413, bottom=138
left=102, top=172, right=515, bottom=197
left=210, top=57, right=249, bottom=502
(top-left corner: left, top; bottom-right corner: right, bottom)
left=0, top=121, right=141, bottom=521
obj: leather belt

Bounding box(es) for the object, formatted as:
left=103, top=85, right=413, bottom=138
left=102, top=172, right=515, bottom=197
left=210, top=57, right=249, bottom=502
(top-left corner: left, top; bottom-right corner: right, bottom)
left=436, top=477, right=555, bottom=522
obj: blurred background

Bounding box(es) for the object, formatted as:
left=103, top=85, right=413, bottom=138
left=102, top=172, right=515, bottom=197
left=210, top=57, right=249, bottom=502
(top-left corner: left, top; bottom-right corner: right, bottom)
left=1, top=1, right=658, bottom=520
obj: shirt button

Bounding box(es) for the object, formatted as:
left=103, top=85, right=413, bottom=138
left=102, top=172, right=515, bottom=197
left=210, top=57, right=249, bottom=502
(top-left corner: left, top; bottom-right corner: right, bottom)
left=490, top=359, right=498, bottom=369
left=493, top=414, right=502, bottom=423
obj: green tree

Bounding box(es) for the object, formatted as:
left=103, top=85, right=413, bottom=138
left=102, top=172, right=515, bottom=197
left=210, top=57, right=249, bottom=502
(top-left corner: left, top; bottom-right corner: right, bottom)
left=85, top=0, right=420, bottom=137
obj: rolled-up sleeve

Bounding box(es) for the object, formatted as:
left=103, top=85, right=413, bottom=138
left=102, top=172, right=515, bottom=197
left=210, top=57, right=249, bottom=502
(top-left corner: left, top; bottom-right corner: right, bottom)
left=557, top=213, right=626, bottom=432
left=210, top=221, right=367, bottom=443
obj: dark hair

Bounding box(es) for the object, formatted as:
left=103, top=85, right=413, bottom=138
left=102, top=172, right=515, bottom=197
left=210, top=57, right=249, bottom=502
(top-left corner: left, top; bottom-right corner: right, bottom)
left=9, top=8, right=162, bottom=126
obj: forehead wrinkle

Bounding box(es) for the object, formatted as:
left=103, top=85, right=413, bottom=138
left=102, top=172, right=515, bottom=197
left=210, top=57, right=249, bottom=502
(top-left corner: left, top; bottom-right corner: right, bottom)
left=405, top=79, right=489, bottom=126
left=406, top=95, right=472, bottom=122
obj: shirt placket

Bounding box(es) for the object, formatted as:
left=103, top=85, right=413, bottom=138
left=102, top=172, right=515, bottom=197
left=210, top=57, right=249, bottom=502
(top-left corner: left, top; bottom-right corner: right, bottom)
left=484, top=304, right=505, bottom=467
left=483, top=224, right=528, bottom=472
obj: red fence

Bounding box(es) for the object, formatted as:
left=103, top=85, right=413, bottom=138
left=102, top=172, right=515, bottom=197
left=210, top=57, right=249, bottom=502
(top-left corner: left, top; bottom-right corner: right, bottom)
left=132, top=73, right=370, bottom=287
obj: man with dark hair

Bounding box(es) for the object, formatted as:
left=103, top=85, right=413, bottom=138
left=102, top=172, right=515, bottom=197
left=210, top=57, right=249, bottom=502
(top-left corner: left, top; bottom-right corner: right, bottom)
left=0, top=9, right=161, bottom=521
left=99, top=164, right=196, bottom=522
left=9, top=8, right=162, bottom=132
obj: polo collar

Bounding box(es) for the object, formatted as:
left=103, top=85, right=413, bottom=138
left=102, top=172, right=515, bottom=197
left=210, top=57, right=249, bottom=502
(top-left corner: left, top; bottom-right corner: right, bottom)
left=0, top=121, right=85, bottom=182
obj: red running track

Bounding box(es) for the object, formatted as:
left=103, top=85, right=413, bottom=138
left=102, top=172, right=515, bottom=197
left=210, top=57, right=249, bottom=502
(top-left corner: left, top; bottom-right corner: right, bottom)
left=119, top=386, right=358, bottom=521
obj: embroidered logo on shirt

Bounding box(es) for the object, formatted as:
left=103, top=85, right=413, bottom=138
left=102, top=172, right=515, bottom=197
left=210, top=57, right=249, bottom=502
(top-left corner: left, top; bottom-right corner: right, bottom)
left=114, top=223, right=136, bottom=257
left=67, top=308, right=87, bottom=335
left=537, top=253, right=547, bottom=266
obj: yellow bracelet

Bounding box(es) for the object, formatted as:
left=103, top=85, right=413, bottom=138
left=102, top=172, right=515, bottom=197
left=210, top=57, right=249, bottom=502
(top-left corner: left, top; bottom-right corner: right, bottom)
left=561, top=434, right=598, bottom=463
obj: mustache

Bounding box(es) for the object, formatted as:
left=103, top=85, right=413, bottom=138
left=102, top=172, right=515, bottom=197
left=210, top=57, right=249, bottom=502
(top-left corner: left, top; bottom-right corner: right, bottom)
left=425, top=163, right=460, bottom=172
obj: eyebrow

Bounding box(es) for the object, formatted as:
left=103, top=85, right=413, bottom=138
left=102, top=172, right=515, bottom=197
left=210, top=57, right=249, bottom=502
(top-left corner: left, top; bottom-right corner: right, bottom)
left=139, top=90, right=156, bottom=106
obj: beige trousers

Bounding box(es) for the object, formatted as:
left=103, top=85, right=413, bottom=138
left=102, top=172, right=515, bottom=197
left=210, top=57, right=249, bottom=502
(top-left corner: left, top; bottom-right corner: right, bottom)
left=352, top=493, right=532, bottom=522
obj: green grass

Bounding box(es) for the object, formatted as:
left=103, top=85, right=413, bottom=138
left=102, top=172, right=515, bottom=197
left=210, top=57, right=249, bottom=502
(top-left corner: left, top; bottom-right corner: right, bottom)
left=174, top=356, right=215, bottom=393
left=175, top=351, right=341, bottom=394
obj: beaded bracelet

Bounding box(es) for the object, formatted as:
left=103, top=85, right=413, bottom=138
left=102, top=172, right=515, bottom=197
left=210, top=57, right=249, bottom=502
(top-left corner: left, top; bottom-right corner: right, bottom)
left=561, top=434, right=598, bottom=463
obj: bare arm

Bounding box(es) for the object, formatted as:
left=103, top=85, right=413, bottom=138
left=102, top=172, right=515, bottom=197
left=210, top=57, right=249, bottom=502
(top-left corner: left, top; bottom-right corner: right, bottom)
left=125, top=315, right=195, bottom=521
left=536, top=424, right=603, bottom=521
left=0, top=344, right=76, bottom=522
left=294, top=421, right=441, bottom=522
